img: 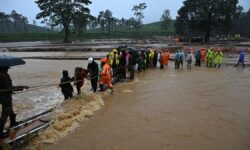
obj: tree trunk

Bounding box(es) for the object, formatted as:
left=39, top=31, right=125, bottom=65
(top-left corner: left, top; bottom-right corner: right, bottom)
left=205, top=31, right=210, bottom=42
left=64, top=25, right=70, bottom=43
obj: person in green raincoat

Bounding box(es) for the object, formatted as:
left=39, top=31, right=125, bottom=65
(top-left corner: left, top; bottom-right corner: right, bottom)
left=206, top=49, right=214, bottom=67
left=214, top=49, right=223, bottom=68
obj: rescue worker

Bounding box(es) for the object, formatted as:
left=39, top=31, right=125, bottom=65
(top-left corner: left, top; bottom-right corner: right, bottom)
left=59, top=70, right=74, bottom=99
left=110, top=49, right=120, bottom=83
left=87, top=58, right=99, bottom=92
left=105, top=54, right=110, bottom=66
left=99, top=58, right=113, bottom=93
left=235, top=50, right=245, bottom=68
left=0, top=67, right=29, bottom=138
left=214, top=49, right=223, bottom=68
left=201, top=48, right=206, bottom=63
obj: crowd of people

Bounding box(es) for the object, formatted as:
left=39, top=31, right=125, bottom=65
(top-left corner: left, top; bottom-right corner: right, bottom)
left=59, top=47, right=246, bottom=100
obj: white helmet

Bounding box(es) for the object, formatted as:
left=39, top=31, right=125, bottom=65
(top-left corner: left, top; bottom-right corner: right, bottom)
left=88, top=57, right=93, bottom=64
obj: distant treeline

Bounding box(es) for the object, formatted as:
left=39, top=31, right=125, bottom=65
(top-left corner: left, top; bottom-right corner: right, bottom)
left=0, top=10, right=49, bottom=34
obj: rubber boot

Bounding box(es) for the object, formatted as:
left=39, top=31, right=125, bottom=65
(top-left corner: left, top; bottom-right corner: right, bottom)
left=9, top=114, right=19, bottom=128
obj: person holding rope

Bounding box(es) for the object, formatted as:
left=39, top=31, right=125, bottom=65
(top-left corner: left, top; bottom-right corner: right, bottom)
left=0, top=66, right=29, bottom=138
left=87, top=58, right=99, bottom=93
left=59, top=70, right=73, bottom=100
left=99, top=58, right=113, bottom=93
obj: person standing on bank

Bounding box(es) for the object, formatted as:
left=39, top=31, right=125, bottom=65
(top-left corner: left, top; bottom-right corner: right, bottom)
left=186, top=50, right=193, bottom=70
left=0, top=66, right=29, bottom=138
left=87, top=58, right=99, bottom=93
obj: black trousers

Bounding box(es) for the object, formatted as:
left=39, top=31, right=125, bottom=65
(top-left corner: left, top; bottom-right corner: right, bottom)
left=63, top=91, right=73, bottom=100
left=120, top=66, right=126, bottom=79
left=129, top=66, right=135, bottom=80
left=91, top=77, right=98, bottom=92
left=235, top=61, right=245, bottom=68
left=0, top=98, right=15, bottom=135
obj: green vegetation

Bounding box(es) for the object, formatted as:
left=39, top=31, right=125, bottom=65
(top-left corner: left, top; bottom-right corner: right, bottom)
left=175, top=0, right=241, bottom=42
left=36, top=0, right=92, bottom=42
left=0, top=21, right=175, bottom=42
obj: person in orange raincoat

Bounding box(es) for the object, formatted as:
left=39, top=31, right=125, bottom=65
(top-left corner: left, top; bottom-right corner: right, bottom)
left=159, top=51, right=166, bottom=69
left=105, top=54, right=111, bottom=66
left=164, top=49, right=170, bottom=65
left=99, top=58, right=113, bottom=93
left=201, top=48, right=206, bottom=63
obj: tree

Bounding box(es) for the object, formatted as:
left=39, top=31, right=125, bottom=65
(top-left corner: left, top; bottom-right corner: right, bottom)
left=132, top=2, right=147, bottom=31
left=97, top=11, right=105, bottom=32
left=88, top=16, right=98, bottom=30
left=104, top=9, right=113, bottom=34
left=175, top=0, right=240, bottom=42
left=32, top=19, right=37, bottom=26
left=160, top=9, right=172, bottom=30
left=36, top=0, right=92, bottom=42
left=232, top=8, right=250, bottom=37
left=0, top=12, right=10, bottom=33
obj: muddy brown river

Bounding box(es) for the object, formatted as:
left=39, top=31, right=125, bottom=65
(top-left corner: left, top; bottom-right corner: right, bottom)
left=26, top=62, right=250, bottom=150
left=0, top=50, right=249, bottom=149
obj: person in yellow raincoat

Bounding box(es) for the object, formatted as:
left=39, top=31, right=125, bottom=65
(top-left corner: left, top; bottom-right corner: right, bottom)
left=99, top=58, right=113, bottom=93
left=214, top=48, right=223, bottom=68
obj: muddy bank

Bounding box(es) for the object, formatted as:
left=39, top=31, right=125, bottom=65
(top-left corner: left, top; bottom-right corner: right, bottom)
left=0, top=39, right=177, bottom=52
left=40, top=65, right=250, bottom=150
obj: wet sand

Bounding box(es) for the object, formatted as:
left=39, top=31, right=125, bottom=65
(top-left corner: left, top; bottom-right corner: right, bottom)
left=41, top=64, right=250, bottom=150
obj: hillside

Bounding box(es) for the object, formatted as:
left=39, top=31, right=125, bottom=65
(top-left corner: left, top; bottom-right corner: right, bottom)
left=26, top=24, right=50, bottom=33
left=0, top=22, right=50, bottom=34
left=142, top=21, right=175, bottom=33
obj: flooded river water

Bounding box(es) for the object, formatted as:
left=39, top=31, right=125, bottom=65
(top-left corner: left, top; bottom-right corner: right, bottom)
left=0, top=51, right=249, bottom=149
left=31, top=62, right=250, bottom=150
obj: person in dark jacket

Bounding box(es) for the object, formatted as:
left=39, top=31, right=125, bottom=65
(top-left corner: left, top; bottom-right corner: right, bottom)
left=128, top=51, right=135, bottom=80
left=119, top=49, right=127, bottom=80
left=59, top=70, right=73, bottom=100
left=153, top=50, right=158, bottom=68
left=0, top=67, right=28, bottom=138
left=73, top=67, right=88, bottom=95
left=195, top=50, right=201, bottom=66
left=87, top=58, right=99, bottom=92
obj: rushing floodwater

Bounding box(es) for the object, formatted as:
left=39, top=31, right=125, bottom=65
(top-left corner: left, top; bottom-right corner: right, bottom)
left=40, top=64, right=250, bottom=150
left=0, top=52, right=249, bottom=149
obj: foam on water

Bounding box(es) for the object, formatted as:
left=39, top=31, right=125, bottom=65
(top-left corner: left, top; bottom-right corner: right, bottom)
left=27, top=91, right=104, bottom=146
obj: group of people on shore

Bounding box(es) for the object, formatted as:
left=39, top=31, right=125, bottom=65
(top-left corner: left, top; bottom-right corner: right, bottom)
left=59, top=47, right=246, bottom=100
